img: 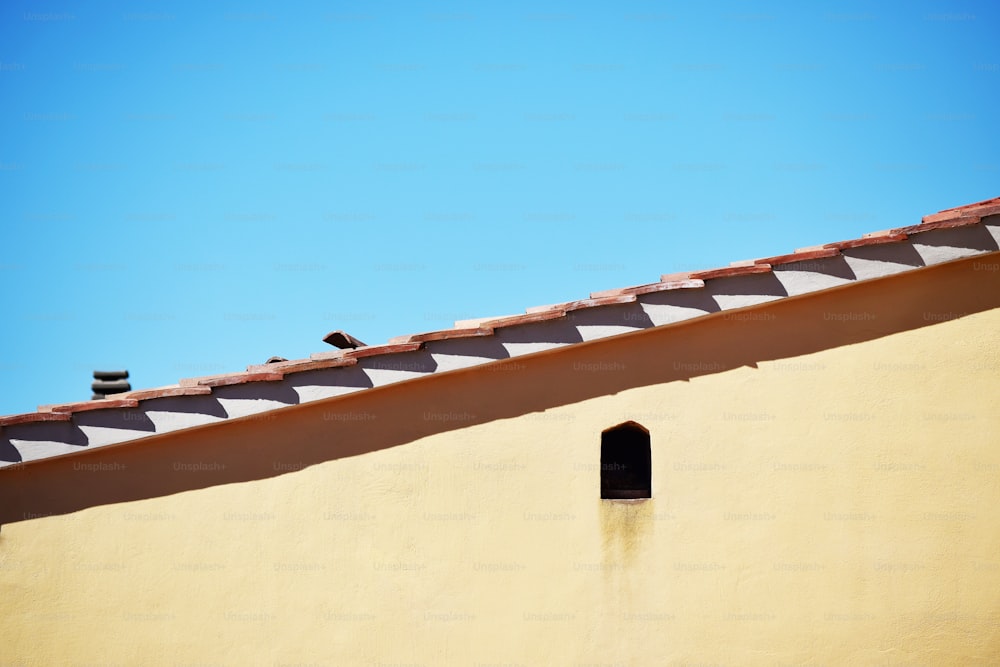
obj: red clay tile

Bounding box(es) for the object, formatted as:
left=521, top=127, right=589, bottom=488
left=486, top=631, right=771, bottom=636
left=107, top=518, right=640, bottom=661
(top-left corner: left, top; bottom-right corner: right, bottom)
left=248, top=356, right=359, bottom=375
left=563, top=294, right=638, bottom=310
left=435, top=326, right=496, bottom=340
left=689, top=264, right=772, bottom=280
left=953, top=196, right=999, bottom=208
left=0, top=411, right=74, bottom=426
left=754, top=248, right=840, bottom=266
left=4, top=195, right=996, bottom=457
left=194, top=372, right=284, bottom=388
left=656, top=271, right=695, bottom=283
left=629, top=279, right=706, bottom=296
left=180, top=375, right=223, bottom=387
left=479, top=309, right=567, bottom=328
left=308, top=350, right=352, bottom=361
left=974, top=205, right=1000, bottom=219
left=524, top=302, right=568, bottom=314
left=895, top=216, right=983, bottom=235
left=921, top=211, right=964, bottom=225
left=391, top=327, right=495, bottom=344
left=592, top=278, right=703, bottom=298
left=527, top=295, right=636, bottom=313
left=922, top=197, right=1000, bottom=223
left=41, top=398, right=140, bottom=414
left=346, top=342, right=424, bottom=359
left=589, top=286, right=637, bottom=299
left=123, top=386, right=213, bottom=400
left=322, top=330, right=367, bottom=349
left=824, top=234, right=908, bottom=250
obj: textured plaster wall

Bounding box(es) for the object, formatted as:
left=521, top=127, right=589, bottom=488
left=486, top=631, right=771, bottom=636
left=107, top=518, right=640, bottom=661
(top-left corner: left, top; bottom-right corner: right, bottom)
left=1, top=257, right=1000, bottom=666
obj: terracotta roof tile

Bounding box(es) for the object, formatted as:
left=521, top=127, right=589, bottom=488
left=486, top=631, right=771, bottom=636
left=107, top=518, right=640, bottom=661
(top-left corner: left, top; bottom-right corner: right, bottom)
left=754, top=248, right=841, bottom=266
left=895, top=215, right=984, bottom=235
left=656, top=271, right=694, bottom=283
left=566, top=294, right=639, bottom=310
left=180, top=372, right=284, bottom=388
left=322, top=330, right=367, bottom=349
left=247, top=356, right=359, bottom=374
left=588, top=286, right=635, bottom=299
left=121, top=386, right=214, bottom=400
left=309, top=350, right=353, bottom=361
left=824, top=233, right=908, bottom=250
left=592, top=279, right=704, bottom=299
left=4, top=195, right=997, bottom=468
left=479, top=309, right=567, bottom=328
left=0, top=411, right=74, bottom=426
left=633, top=279, right=703, bottom=296
left=454, top=315, right=517, bottom=328
left=861, top=228, right=896, bottom=239
left=389, top=327, right=494, bottom=344
left=526, top=295, right=637, bottom=313
left=689, top=264, right=772, bottom=280
left=922, top=197, right=1000, bottom=224
left=345, top=342, right=424, bottom=359
left=39, top=398, right=140, bottom=414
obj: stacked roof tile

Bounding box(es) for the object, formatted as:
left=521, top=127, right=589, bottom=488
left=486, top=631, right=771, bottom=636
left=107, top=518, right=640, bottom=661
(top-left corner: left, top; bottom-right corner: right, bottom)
left=2, top=197, right=998, bottom=467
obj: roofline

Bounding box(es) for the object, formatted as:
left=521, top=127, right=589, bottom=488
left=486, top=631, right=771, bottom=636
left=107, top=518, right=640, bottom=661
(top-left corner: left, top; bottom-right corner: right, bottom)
left=2, top=198, right=998, bottom=469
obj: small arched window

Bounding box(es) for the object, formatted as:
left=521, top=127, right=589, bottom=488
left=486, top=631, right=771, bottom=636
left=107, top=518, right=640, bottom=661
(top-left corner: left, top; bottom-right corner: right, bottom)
left=601, top=421, right=651, bottom=499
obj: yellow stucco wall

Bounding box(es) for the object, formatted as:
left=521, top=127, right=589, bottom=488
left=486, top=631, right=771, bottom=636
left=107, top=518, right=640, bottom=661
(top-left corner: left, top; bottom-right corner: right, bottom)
left=2, top=257, right=1000, bottom=666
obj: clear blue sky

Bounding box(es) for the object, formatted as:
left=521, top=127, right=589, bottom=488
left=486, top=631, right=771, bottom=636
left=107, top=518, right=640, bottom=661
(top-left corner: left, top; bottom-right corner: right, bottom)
left=1, top=1, right=997, bottom=415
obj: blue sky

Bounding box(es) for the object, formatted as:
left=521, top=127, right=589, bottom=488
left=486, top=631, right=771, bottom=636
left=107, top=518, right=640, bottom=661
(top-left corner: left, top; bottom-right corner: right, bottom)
left=1, top=1, right=997, bottom=415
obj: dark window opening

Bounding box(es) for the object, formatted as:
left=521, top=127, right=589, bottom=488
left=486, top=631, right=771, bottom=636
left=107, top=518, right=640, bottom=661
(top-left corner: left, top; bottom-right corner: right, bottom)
left=601, top=421, right=651, bottom=499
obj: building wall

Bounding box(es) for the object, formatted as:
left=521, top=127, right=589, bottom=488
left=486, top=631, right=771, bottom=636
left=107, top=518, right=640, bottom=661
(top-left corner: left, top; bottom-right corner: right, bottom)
left=2, top=256, right=999, bottom=666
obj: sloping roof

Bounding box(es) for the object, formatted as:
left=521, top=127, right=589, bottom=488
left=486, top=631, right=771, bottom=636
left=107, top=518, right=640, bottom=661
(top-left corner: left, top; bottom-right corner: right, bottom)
left=2, top=197, right=999, bottom=468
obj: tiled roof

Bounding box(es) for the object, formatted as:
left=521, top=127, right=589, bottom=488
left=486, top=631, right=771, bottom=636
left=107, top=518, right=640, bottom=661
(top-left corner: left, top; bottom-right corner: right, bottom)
left=2, top=197, right=998, bottom=468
